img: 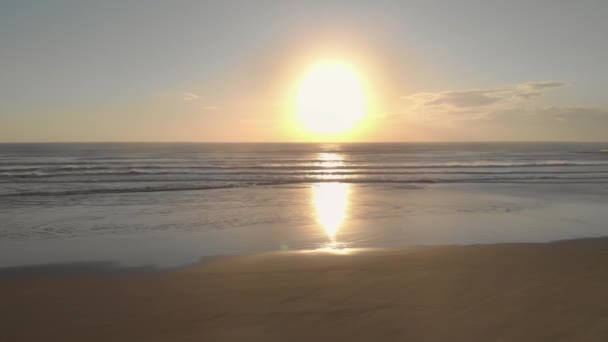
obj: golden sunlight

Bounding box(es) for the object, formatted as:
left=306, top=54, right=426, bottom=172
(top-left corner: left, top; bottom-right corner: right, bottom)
left=312, top=182, right=350, bottom=240
left=296, top=62, right=366, bottom=135
left=316, top=152, right=345, bottom=168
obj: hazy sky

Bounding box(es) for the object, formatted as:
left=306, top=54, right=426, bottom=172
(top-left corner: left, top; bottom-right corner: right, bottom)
left=1, top=0, right=607, bottom=142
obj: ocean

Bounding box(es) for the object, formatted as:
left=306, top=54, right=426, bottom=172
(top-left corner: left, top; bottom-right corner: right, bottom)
left=2, top=142, right=608, bottom=268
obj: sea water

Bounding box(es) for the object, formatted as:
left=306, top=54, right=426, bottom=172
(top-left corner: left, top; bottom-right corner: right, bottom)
left=1, top=142, right=608, bottom=268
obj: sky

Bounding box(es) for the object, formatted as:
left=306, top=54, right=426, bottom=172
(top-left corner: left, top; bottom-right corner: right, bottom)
left=1, top=0, right=607, bottom=142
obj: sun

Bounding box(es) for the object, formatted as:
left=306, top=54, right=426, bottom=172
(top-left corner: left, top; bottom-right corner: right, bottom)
left=295, top=62, right=366, bottom=135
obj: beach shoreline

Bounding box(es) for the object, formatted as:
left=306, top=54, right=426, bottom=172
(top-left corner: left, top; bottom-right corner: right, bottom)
left=4, top=237, right=608, bottom=341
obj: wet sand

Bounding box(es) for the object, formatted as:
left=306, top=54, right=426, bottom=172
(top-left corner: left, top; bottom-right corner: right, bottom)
left=4, top=238, right=608, bottom=341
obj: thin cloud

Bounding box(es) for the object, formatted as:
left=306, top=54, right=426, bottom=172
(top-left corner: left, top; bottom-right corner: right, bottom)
left=393, top=81, right=605, bottom=141
left=423, top=89, right=509, bottom=107
left=523, top=81, right=567, bottom=90
left=183, top=92, right=200, bottom=101
left=514, top=91, right=543, bottom=100
left=514, top=81, right=566, bottom=99
left=402, top=81, right=566, bottom=111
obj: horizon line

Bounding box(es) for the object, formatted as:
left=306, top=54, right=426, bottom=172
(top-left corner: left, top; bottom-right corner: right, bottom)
left=1, top=141, right=607, bottom=144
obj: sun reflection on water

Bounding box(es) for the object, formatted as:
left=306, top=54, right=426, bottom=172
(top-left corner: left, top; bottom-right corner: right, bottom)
left=312, top=182, right=351, bottom=252
left=316, top=152, right=345, bottom=168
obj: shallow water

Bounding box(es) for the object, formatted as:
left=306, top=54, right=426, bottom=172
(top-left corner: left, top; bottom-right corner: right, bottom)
left=1, top=143, right=608, bottom=268
left=2, top=182, right=608, bottom=268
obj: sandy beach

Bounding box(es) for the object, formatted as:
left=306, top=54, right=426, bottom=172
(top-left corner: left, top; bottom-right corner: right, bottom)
left=4, top=238, right=608, bottom=341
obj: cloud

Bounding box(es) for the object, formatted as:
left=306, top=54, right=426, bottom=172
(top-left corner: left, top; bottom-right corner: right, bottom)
left=183, top=92, right=200, bottom=101
left=398, top=81, right=599, bottom=125
left=513, top=91, right=542, bottom=100
left=489, top=106, right=608, bottom=121
left=415, top=88, right=509, bottom=107
left=399, top=81, right=569, bottom=123
left=514, top=81, right=566, bottom=99
left=523, top=81, right=567, bottom=90
left=402, top=81, right=566, bottom=111
left=394, top=82, right=608, bottom=140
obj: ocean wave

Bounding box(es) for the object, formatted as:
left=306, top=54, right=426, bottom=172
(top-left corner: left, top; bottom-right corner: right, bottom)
left=3, top=168, right=608, bottom=180
left=3, top=176, right=608, bottom=197
left=3, top=159, right=608, bottom=169
left=2, top=160, right=608, bottom=175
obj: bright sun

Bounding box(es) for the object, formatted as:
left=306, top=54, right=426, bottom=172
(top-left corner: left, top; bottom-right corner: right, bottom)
left=296, top=62, right=366, bottom=135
